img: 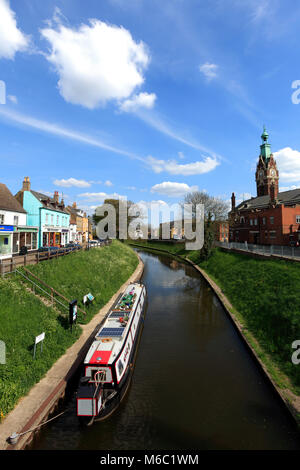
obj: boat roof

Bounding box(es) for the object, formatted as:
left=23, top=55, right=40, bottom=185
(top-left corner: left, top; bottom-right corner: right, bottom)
left=84, top=283, right=144, bottom=366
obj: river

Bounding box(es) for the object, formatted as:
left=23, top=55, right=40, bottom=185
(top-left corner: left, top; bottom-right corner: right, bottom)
left=29, top=249, right=300, bottom=450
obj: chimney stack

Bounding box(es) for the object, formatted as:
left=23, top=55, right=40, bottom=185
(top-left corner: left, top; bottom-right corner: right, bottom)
left=231, top=192, right=236, bottom=211
left=22, top=176, right=31, bottom=191
left=72, top=202, right=77, bottom=208
left=53, top=191, right=59, bottom=203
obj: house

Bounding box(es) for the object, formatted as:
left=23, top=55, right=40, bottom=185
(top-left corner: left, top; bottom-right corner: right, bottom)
left=15, top=177, right=70, bottom=248
left=66, top=202, right=88, bottom=243
left=229, top=128, right=300, bottom=246
left=213, top=220, right=229, bottom=242
left=0, top=183, right=38, bottom=258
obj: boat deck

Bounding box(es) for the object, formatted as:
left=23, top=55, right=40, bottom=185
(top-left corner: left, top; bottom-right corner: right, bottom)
left=84, top=283, right=144, bottom=366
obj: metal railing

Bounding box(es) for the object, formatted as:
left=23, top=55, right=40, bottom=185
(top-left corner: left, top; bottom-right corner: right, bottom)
left=215, top=241, right=300, bottom=260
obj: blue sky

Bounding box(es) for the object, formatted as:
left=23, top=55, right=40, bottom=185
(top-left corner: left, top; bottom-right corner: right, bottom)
left=1, top=0, right=300, bottom=216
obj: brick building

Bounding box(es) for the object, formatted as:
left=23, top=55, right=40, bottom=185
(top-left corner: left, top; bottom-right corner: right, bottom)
left=214, top=221, right=229, bottom=242
left=229, top=128, right=300, bottom=246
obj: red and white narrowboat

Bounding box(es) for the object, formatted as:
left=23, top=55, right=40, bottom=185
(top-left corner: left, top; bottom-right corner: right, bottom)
left=76, top=281, right=147, bottom=425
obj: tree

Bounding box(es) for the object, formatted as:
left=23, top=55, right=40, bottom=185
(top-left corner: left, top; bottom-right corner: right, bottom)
left=199, top=211, right=215, bottom=261
left=182, top=191, right=229, bottom=221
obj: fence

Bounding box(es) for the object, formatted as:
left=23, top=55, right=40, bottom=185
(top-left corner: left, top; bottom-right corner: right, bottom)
left=16, top=267, right=87, bottom=317
left=215, top=241, right=300, bottom=260
left=0, top=240, right=111, bottom=276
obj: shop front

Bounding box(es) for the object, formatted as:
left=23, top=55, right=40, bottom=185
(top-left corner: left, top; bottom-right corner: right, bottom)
left=0, top=225, right=38, bottom=257
left=42, top=230, right=61, bottom=247
left=0, top=225, right=13, bottom=258
left=13, top=227, right=38, bottom=254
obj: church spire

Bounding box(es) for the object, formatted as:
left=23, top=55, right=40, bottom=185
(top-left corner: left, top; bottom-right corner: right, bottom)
left=256, top=127, right=279, bottom=198
left=260, top=125, right=271, bottom=162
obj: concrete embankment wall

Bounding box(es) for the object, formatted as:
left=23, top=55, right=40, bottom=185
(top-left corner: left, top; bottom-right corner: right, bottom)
left=0, top=253, right=144, bottom=450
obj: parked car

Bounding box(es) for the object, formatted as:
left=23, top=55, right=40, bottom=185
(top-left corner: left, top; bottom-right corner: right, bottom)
left=65, top=242, right=81, bottom=251
left=38, top=246, right=60, bottom=254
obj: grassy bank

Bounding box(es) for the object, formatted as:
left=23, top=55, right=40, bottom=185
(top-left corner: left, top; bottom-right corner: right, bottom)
left=0, top=241, right=138, bottom=417
left=124, top=239, right=191, bottom=257
left=197, top=249, right=300, bottom=394
left=20, top=240, right=139, bottom=324
left=128, top=240, right=300, bottom=396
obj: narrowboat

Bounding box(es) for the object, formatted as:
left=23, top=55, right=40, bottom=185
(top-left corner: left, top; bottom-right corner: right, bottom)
left=76, top=281, right=147, bottom=425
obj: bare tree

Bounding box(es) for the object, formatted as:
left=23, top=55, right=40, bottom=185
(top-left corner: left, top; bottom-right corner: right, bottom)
left=182, top=191, right=229, bottom=221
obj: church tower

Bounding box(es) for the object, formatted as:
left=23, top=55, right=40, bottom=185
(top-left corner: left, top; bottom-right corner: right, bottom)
left=255, top=127, right=279, bottom=198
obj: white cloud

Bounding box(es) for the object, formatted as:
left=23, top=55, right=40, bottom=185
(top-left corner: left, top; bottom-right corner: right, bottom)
left=151, top=182, right=198, bottom=198
left=40, top=18, right=151, bottom=109
left=53, top=177, right=91, bottom=188
left=279, top=185, right=299, bottom=192
left=199, top=62, right=218, bottom=81
left=273, top=147, right=300, bottom=183
left=0, top=107, right=143, bottom=161
left=78, top=191, right=127, bottom=202
left=120, top=91, right=156, bottom=112
left=7, top=94, right=17, bottom=104
left=104, top=180, right=113, bottom=187
left=147, top=155, right=219, bottom=175
left=0, top=0, right=29, bottom=59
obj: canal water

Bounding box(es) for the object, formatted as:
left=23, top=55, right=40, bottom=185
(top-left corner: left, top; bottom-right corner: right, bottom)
left=30, top=249, right=300, bottom=450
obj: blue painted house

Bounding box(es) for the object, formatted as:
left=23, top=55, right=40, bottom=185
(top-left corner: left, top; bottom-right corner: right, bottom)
left=16, top=177, right=70, bottom=248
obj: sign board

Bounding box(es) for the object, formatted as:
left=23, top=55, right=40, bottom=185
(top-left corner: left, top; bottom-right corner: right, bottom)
left=33, top=332, right=45, bottom=359
left=69, top=299, right=78, bottom=327
left=0, top=225, right=14, bottom=232
left=35, top=332, right=45, bottom=344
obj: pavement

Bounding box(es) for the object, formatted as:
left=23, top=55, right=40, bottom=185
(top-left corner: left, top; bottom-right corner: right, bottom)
left=0, top=254, right=144, bottom=450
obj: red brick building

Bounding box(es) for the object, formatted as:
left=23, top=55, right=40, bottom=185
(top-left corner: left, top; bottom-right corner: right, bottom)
left=214, top=221, right=229, bottom=242
left=229, top=128, right=300, bottom=246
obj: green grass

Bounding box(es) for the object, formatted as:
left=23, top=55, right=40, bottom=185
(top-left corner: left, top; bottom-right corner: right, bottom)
left=195, top=248, right=300, bottom=394
left=20, top=240, right=139, bottom=324
left=0, top=277, right=82, bottom=417
left=125, top=239, right=191, bottom=258
left=0, top=241, right=138, bottom=417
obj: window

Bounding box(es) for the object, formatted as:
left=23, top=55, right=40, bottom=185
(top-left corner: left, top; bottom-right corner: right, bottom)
left=270, top=216, right=274, bottom=224
left=45, top=214, right=48, bottom=224
left=32, top=232, right=37, bottom=249
left=250, top=219, right=253, bottom=226
left=57, top=215, right=59, bottom=225
left=0, top=214, right=4, bottom=224
left=14, top=215, right=19, bottom=225
left=262, top=217, right=266, bottom=225
left=296, top=215, right=300, bottom=224
left=51, top=215, right=54, bottom=225
left=254, top=218, right=258, bottom=225
left=265, top=230, right=268, bottom=238
left=269, top=231, right=276, bottom=238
